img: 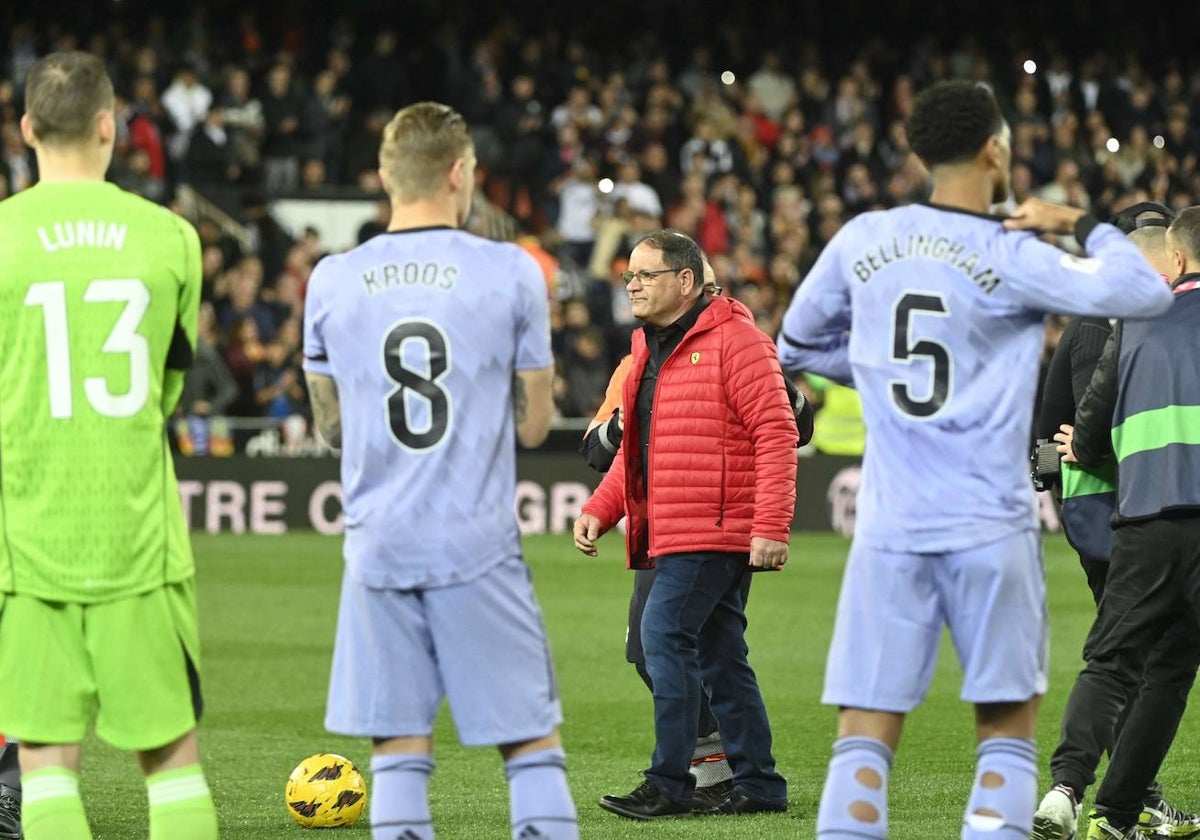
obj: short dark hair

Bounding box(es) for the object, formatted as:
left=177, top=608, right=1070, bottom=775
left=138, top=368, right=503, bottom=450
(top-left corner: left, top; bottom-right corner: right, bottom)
left=636, top=229, right=705, bottom=295
left=1167, top=206, right=1200, bottom=264
left=907, top=81, right=1003, bottom=168
left=25, top=51, right=115, bottom=145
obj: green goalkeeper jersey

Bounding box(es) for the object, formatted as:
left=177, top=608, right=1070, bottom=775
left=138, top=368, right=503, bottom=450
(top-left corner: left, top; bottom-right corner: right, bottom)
left=0, top=181, right=201, bottom=603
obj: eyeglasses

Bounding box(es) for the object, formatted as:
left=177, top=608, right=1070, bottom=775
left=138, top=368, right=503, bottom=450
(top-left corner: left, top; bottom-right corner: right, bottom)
left=621, top=268, right=681, bottom=285
left=704, top=284, right=723, bottom=297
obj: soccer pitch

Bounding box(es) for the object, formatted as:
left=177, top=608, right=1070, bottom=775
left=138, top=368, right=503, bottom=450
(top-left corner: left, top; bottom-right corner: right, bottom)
left=77, top=532, right=1200, bottom=838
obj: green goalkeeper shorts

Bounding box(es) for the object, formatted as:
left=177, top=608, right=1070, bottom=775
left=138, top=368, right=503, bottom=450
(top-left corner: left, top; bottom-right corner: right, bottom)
left=0, top=579, right=202, bottom=751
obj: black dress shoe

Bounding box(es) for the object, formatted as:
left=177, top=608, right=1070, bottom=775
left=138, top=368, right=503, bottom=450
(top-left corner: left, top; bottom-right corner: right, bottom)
left=0, top=784, right=20, bottom=840
left=598, top=780, right=694, bottom=820
left=699, top=787, right=788, bottom=815
left=691, top=779, right=735, bottom=808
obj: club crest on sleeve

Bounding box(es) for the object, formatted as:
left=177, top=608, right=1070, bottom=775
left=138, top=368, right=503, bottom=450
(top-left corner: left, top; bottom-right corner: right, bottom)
left=691, top=352, right=701, bottom=364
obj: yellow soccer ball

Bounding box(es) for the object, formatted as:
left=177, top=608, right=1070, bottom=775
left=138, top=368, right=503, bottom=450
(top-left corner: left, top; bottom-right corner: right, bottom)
left=285, top=753, right=368, bottom=828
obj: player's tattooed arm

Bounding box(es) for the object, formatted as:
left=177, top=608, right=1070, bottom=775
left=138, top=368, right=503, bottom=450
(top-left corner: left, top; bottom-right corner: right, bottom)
left=513, top=366, right=555, bottom=448
left=305, top=372, right=342, bottom=450
left=513, top=373, right=528, bottom=423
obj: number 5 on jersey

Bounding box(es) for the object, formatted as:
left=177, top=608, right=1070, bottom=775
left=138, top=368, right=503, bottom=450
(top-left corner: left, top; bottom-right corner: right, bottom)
left=890, top=291, right=952, bottom=419
left=25, top=279, right=152, bottom=419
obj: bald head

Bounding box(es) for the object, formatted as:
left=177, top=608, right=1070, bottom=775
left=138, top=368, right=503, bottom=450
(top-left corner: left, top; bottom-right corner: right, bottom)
left=1128, top=226, right=1172, bottom=277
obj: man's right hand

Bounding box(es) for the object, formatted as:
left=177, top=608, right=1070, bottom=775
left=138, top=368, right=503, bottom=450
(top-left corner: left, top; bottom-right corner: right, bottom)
left=573, top=514, right=604, bottom=556
left=1002, top=197, right=1086, bottom=235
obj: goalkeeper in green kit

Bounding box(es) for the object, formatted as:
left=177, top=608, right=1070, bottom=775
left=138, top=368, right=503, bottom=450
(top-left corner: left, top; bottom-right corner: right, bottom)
left=0, top=51, right=218, bottom=840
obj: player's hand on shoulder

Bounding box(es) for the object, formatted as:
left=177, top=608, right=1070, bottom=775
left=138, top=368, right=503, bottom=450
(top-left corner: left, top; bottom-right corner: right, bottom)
left=749, top=536, right=788, bottom=570
left=1002, top=197, right=1086, bottom=235
left=573, top=514, right=604, bottom=556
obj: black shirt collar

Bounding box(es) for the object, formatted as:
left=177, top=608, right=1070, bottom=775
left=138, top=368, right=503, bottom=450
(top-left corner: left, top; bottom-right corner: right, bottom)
left=651, top=294, right=709, bottom=340
left=919, top=201, right=1009, bottom=223
left=384, top=225, right=455, bottom=236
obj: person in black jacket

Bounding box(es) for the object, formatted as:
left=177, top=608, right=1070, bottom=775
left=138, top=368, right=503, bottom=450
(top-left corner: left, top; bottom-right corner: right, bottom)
left=1049, top=206, right=1200, bottom=840
left=1031, top=203, right=1200, bottom=840
left=578, top=259, right=813, bottom=807
left=185, top=105, right=240, bottom=185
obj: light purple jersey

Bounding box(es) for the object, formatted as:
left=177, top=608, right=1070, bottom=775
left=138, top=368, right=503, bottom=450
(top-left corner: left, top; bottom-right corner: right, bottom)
left=778, top=205, right=1172, bottom=552
left=303, top=227, right=551, bottom=588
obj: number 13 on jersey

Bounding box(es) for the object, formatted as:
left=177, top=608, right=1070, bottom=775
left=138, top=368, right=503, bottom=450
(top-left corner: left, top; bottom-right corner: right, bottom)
left=24, top=278, right=152, bottom=419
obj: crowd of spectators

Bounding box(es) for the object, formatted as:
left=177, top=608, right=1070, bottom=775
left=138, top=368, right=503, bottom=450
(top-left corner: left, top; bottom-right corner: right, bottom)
left=2, top=9, right=1199, bottom=427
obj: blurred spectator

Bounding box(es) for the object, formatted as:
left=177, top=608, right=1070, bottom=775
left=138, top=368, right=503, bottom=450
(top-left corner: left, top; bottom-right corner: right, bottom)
left=260, top=63, right=307, bottom=192
left=0, top=79, right=16, bottom=126
left=217, top=256, right=277, bottom=340
left=219, top=67, right=264, bottom=178
left=126, top=76, right=169, bottom=183
left=8, top=23, right=38, bottom=88
left=554, top=157, right=601, bottom=267
left=160, top=61, right=212, bottom=162
left=747, top=50, right=797, bottom=122
left=828, top=75, right=878, bottom=149
left=639, top=140, right=680, bottom=209
left=727, top=182, right=767, bottom=254
left=223, top=316, right=266, bottom=417
left=551, top=84, right=604, bottom=134
left=609, top=159, right=663, bottom=221
left=299, top=158, right=327, bottom=190
left=357, top=199, right=391, bottom=244
left=1038, top=159, right=1082, bottom=204
left=180, top=302, right=238, bottom=418
left=308, top=69, right=351, bottom=181
left=186, top=105, right=240, bottom=184
left=113, top=147, right=166, bottom=201
left=272, top=248, right=310, bottom=323
left=496, top=73, right=547, bottom=201
left=582, top=256, right=633, bottom=366
left=343, top=108, right=390, bottom=187
left=253, top=319, right=306, bottom=419
left=679, top=115, right=738, bottom=178
left=200, top=245, right=225, bottom=300
left=559, top=327, right=609, bottom=418
left=1, top=122, right=33, bottom=193
left=358, top=31, right=407, bottom=112
left=240, top=193, right=295, bottom=281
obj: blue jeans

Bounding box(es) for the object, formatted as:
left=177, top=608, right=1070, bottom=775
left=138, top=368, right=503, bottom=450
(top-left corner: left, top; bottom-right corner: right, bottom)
left=641, top=552, right=787, bottom=802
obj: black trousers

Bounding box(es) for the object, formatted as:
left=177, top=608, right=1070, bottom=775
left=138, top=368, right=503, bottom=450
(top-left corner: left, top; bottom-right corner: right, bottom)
left=625, top=567, right=753, bottom=740
left=1053, top=517, right=1200, bottom=826
left=1049, top=555, right=1149, bottom=798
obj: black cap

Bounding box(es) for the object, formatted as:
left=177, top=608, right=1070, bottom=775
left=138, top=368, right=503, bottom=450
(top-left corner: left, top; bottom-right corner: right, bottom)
left=1110, top=201, right=1176, bottom=234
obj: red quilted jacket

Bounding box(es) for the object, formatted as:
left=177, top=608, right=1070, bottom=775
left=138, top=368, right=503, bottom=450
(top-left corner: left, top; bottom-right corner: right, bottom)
left=581, top=296, right=798, bottom=569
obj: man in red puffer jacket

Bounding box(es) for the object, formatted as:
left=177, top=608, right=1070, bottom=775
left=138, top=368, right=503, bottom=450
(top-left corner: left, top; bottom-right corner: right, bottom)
left=574, top=228, right=797, bottom=821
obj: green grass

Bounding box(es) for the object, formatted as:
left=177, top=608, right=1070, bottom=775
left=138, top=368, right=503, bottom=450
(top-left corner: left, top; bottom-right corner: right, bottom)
left=73, top=532, right=1200, bottom=838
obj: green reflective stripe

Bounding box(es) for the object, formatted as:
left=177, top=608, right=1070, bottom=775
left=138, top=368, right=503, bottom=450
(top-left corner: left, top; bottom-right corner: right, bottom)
left=1112, top=405, right=1200, bottom=461
left=1061, top=460, right=1116, bottom=498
